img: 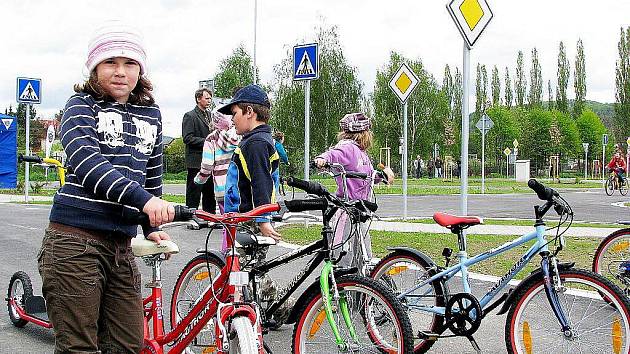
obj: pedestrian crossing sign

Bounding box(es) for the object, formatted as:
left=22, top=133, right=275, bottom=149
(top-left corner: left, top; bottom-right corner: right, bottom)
left=293, top=43, right=318, bottom=81
left=16, top=77, right=42, bottom=104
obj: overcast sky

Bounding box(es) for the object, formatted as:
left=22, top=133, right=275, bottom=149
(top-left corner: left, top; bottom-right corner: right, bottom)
left=3, top=0, right=630, bottom=137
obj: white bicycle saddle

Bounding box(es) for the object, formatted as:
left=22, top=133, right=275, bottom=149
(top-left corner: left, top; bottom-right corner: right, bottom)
left=131, top=237, right=180, bottom=257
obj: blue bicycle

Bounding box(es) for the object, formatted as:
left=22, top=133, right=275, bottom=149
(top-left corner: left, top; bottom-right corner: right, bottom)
left=371, top=179, right=630, bottom=353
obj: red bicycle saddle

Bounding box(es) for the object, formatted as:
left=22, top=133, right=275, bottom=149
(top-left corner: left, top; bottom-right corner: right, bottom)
left=433, top=212, right=483, bottom=229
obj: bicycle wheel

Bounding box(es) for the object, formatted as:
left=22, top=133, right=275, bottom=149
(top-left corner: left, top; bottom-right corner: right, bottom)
left=7, top=271, right=33, bottom=328
left=593, top=229, right=630, bottom=297
left=292, top=274, right=413, bottom=354
left=371, top=251, right=447, bottom=353
left=621, top=179, right=629, bottom=196
left=505, top=268, right=630, bottom=354
left=230, top=315, right=259, bottom=353
left=606, top=177, right=615, bottom=196
left=170, top=253, right=225, bottom=353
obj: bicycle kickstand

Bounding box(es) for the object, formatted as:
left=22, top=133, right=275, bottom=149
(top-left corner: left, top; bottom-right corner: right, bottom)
left=466, top=335, right=481, bottom=354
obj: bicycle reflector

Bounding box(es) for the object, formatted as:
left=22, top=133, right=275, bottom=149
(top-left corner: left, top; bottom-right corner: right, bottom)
left=613, top=316, right=622, bottom=354
left=308, top=309, right=327, bottom=338
left=522, top=321, right=532, bottom=354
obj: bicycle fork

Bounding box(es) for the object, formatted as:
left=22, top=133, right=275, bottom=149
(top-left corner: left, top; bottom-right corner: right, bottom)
left=541, top=254, right=572, bottom=336
left=320, top=261, right=358, bottom=351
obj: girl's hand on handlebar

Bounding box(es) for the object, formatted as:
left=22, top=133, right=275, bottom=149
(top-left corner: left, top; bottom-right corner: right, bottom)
left=313, top=158, right=327, bottom=168
left=143, top=197, right=175, bottom=227
left=259, top=222, right=282, bottom=240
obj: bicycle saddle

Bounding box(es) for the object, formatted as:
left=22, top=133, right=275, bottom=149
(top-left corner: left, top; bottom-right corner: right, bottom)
left=131, top=237, right=180, bottom=257
left=234, top=231, right=277, bottom=248
left=433, top=212, right=484, bottom=229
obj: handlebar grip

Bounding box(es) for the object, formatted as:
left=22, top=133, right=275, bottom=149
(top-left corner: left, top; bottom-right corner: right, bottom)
left=19, top=154, right=43, bottom=163
left=352, top=200, right=378, bottom=212
left=527, top=179, right=557, bottom=201
left=284, top=198, right=328, bottom=212
left=346, top=172, right=368, bottom=179
left=174, top=205, right=195, bottom=222
left=285, top=176, right=329, bottom=196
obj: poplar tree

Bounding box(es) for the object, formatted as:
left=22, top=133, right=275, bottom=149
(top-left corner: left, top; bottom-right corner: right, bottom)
left=614, top=27, right=630, bottom=139
left=548, top=80, right=554, bottom=111
left=556, top=41, right=570, bottom=113
left=491, top=65, right=500, bottom=106
left=573, top=39, right=587, bottom=118
left=504, top=67, right=513, bottom=108
left=515, top=51, right=527, bottom=107
left=529, top=47, right=543, bottom=108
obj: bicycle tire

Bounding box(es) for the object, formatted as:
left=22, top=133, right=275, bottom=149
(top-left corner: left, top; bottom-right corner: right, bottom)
left=593, top=228, right=630, bottom=296
left=291, top=274, right=414, bottom=354
left=7, top=271, right=33, bottom=328
left=505, top=268, right=630, bottom=353
left=621, top=179, right=629, bottom=196
left=371, top=251, right=447, bottom=353
left=606, top=176, right=615, bottom=196
left=230, top=315, right=259, bottom=354
left=170, top=253, right=225, bottom=353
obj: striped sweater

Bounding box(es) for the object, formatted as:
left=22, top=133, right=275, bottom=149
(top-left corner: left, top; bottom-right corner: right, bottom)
left=49, top=93, right=163, bottom=237
left=195, top=127, right=241, bottom=201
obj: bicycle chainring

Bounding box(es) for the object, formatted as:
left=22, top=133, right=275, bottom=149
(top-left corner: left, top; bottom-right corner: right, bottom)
left=445, top=293, right=482, bottom=336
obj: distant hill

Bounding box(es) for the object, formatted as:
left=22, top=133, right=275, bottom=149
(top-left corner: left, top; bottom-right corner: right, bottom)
left=585, top=100, right=614, bottom=129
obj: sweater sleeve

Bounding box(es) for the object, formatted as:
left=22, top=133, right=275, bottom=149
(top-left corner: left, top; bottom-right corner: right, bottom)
left=241, top=139, right=274, bottom=221
left=275, top=141, right=289, bottom=164
left=142, top=109, right=164, bottom=236
left=60, top=95, right=153, bottom=211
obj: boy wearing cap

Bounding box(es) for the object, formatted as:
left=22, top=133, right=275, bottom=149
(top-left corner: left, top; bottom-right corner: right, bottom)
left=37, top=22, right=173, bottom=353
left=218, top=84, right=281, bottom=239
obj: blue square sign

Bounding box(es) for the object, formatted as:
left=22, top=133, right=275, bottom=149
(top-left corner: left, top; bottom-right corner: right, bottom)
left=17, top=77, right=42, bottom=104
left=293, top=43, right=318, bottom=81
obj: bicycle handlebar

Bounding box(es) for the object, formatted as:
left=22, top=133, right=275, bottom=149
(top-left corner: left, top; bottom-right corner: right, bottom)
left=284, top=198, right=328, bottom=212
left=528, top=179, right=558, bottom=201
left=285, top=176, right=329, bottom=196
left=19, top=154, right=43, bottom=163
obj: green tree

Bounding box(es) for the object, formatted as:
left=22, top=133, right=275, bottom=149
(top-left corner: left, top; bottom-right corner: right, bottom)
left=515, top=51, right=527, bottom=107
left=573, top=39, right=587, bottom=118
left=486, top=106, right=518, bottom=167
left=453, top=67, right=463, bottom=123
left=576, top=109, right=607, bottom=160
left=475, top=63, right=488, bottom=115
left=491, top=65, right=500, bottom=106
left=529, top=47, right=543, bottom=108
left=556, top=41, right=571, bottom=113
left=614, top=27, right=630, bottom=141
left=213, top=44, right=255, bottom=98
left=443, top=64, right=456, bottom=147
left=518, top=108, right=552, bottom=170
left=552, top=110, right=581, bottom=157
left=8, top=103, right=38, bottom=154
left=548, top=80, right=554, bottom=111
left=270, top=24, right=363, bottom=175
left=504, top=67, right=513, bottom=108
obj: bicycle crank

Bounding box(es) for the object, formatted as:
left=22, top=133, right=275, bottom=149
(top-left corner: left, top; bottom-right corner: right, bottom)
left=444, top=293, right=482, bottom=337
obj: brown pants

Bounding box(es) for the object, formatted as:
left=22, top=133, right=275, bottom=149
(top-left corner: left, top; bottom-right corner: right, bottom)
left=38, top=225, right=143, bottom=354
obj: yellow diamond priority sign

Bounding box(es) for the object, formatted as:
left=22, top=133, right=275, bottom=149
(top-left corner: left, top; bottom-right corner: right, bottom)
left=447, top=0, right=493, bottom=49
left=389, top=63, right=419, bottom=104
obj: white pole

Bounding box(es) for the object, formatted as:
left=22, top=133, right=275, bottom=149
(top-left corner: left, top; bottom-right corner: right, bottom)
left=25, top=104, right=30, bottom=203
left=460, top=43, right=470, bottom=216
left=481, top=117, right=485, bottom=194
left=602, top=144, right=606, bottom=184
left=253, top=0, right=258, bottom=84
left=304, top=80, right=310, bottom=181
left=585, top=149, right=588, bottom=179
left=403, top=102, right=408, bottom=220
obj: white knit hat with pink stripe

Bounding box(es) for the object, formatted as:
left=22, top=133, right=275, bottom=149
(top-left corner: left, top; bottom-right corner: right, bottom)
left=85, top=21, right=147, bottom=75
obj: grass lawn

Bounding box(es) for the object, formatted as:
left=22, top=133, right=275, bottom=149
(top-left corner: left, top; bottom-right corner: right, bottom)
left=278, top=224, right=601, bottom=279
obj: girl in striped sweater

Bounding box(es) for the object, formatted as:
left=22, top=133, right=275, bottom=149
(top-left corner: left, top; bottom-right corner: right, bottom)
left=194, top=111, right=241, bottom=214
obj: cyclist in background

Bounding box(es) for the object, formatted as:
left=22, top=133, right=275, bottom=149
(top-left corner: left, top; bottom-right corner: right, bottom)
left=608, top=151, right=627, bottom=185
left=38, top=22, right=174, bottom=353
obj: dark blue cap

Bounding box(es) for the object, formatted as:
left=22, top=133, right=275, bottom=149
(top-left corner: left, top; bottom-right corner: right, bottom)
left=217, top=84, right=271, bottom=114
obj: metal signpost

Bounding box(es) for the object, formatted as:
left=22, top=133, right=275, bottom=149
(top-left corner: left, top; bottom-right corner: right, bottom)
left=475, top=113, right=493, bottom=193
left=293, top=43, right=319, bottom=180
left=17, top=77, right=42, bottom=203
left=389, top=63, right=419, bottom=220
left=503, top=147, right=511, bottom=177
left=582, top=142, right=589, bottom=179
left=447, top=0, right=493, bottom=216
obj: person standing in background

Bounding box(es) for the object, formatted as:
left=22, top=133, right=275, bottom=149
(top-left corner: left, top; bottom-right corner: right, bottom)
left=182, top=88, right=216, bottom=213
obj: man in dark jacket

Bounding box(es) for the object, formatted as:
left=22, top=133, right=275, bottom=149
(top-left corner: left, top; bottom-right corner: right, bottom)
left=182, top=88, right=216, bottom=213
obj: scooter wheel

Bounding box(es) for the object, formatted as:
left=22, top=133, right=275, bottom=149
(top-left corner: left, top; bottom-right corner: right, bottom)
left=7, top=271, right=33, bottom=327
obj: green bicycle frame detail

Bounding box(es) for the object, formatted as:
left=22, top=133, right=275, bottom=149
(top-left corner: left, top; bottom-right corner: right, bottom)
left=320, top=260, right=358, bottom=349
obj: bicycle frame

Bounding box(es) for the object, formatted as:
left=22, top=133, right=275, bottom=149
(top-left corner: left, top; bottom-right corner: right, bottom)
left=401, top=224, right=564, bottom=322
left=143, top=205, right=279, bottom=354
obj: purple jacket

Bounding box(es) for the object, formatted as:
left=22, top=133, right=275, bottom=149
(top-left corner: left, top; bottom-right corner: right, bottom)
left=317, top=140, right=381, bottom=200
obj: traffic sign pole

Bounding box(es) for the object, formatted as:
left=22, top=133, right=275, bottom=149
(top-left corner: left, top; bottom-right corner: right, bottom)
left=25, top=104, right=30, bottom=203
left=304, top=80, right=310, bottom=181
left=481, top=115, right=485, bottom=194
left=403, top=102, right=408, bottom=220
left=460, top=43, right=470, bottom=216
